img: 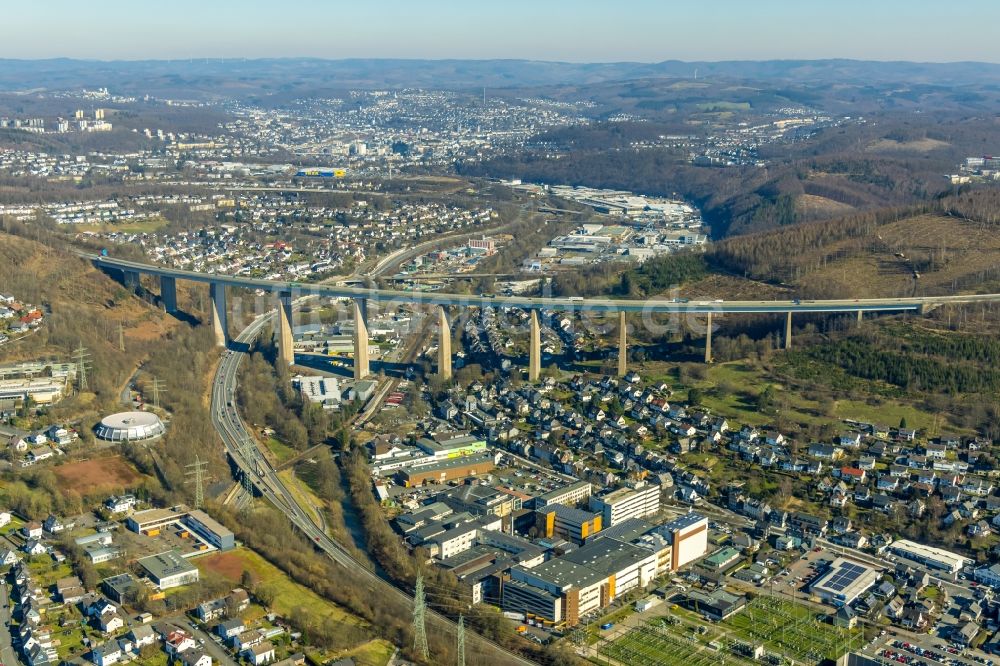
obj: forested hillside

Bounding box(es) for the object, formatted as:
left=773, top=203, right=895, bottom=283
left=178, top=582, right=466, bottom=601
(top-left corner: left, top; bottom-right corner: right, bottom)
left=0, top=227, right=229, bottom=505
left=706, top=188, right=1000, bottom=298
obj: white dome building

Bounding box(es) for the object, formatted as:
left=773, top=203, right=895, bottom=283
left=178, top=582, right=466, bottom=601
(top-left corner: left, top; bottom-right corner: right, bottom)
left=95, top=411, right=165, bottom=442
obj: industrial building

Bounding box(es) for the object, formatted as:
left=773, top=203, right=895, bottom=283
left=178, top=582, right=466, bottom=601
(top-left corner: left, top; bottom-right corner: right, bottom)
left=560, top=538, right=658, bottom=598
left=184, top=509, right=235, bottom=551
left=536, top=504, right=602, bottom=545
left=292, top=375, right=341, bottom=409
left=809, top=558, right=880, bottom=606
left=415, top=432, right=487, bottom=460
left=589, top=484, right=660, bottom=527
left=94, top=411, right=165, bottom=442
left=0, top=377, right=66, bottom=405
left=702, top=546, right=743, bottom=572
left=888, top=539, right=972, bottom=574
left=137, top=550, right=200, bottom=590
left=397, top=451, right=496, bottom=487
left=505, top=558, right=609, bottom=627
left=683, top=588, right=747, bottom=621
left=126, top=505, right=234, bottom=551
left=658, top=512, right=708, bottom=571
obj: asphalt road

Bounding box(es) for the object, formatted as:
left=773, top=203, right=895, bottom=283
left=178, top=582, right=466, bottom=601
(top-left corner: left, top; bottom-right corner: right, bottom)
left=0, top=581, right=21, bottom=666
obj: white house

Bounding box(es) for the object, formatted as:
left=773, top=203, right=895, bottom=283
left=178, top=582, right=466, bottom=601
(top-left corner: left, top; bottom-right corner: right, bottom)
left=99, top=614, right=125, bottom=634
left=180, top=652, right=212, bottom=666
left=90, top=643, right=123, bottom=666
left=23, top=539, right=47, bottom=556
left=164, top=631, right=196, bottom=656
left=242, top=641, right=275, bottom=666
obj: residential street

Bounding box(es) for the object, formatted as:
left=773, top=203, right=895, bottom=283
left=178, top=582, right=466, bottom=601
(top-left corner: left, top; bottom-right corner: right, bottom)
left=0, top=581, right=22, bottom=666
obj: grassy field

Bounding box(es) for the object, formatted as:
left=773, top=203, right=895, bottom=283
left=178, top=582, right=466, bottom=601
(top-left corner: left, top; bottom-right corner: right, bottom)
left=722, top=596, right=862, bottom=663
left=317, top=639, right=395, bottom=666
left=276, top=469, right=325, bottom=529
left=636, top=358, right=965, bottom=435
left=196, top=548, right=365, bottom=628
left=27, top=557, right=73, bottom=587
left=264, top=437, right=299, bottom=465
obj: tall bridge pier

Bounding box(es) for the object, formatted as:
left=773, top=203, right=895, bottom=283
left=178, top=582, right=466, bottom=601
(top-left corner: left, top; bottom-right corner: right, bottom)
left=353, top=299, right=370, bottom=379
left=617, top=311, right=628, bottom=378
left=277, top=292, right=294, bottom=366
left=123, top=270, right=140, bottom=292
left=209, top=282, right=228, bottom=347
left=438, top=306, right=452, bottom=380
left=704, top=312, right=713, bottom=363
left=160, top=276, right=178, bottom=313
left=528, top=310, right=541, bottom=382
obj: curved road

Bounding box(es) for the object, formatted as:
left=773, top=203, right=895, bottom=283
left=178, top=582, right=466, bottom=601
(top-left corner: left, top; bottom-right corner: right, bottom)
left=89, top=252, right=1000, bottom=315
left=211, top=312, right=536, bottom=666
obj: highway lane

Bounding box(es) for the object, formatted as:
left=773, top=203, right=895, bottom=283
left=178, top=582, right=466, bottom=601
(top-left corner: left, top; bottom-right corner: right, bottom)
left=88, top=253, right=1000, bottom=315
left=211, top=312, right=537, bottom=666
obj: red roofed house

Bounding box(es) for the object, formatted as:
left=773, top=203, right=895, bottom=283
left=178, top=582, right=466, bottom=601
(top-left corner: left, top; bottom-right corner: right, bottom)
left=839, top=467, right=867, bottom=483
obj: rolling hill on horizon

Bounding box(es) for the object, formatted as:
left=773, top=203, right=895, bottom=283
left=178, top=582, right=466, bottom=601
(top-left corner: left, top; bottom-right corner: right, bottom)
left=3, top=57, right=1000, bottom=98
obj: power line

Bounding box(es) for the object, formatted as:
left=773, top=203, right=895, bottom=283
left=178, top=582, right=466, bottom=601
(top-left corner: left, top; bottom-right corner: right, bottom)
left=413, top=575, right=429, bottom=661
left=457, top=614, right=465, bottom=666
left=73, top=343, right=92, bottom=392
left=185, top=455, right=208, bottom=509
left=150, top=378, right=167, bottom=410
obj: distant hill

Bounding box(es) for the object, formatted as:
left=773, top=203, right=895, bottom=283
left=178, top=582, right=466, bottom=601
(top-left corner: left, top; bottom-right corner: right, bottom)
left=3, top=57, right=1000, bottom=98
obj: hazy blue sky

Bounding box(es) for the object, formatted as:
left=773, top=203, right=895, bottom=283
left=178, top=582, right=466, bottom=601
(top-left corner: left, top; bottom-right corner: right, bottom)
left=4, top=0, right=999, bottom=62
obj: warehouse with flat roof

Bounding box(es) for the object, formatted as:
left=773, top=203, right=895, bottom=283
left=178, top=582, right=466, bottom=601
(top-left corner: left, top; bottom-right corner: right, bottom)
left=184, top=509, right=235, bottom=551
left=127, top=506, right=186, bottom=534
left=810, top=558, right=880, bottom=606
left=398, top=451, right=496, bottom=487
left=137, top=550, right=200, bottom=590
left=888, top=539, right=972, bottom=574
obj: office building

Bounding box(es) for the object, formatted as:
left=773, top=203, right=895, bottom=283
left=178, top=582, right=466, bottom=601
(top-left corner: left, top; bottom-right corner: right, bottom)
left=589, top=484, right=660, bottom=527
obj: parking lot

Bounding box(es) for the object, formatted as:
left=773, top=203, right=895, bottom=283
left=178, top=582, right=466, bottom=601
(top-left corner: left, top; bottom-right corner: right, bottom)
left=863, top=635, right=993, bottom=666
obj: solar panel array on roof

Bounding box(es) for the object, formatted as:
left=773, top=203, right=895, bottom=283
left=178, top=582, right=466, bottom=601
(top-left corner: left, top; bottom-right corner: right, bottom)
left=824, top=561, right=866, bottom=592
